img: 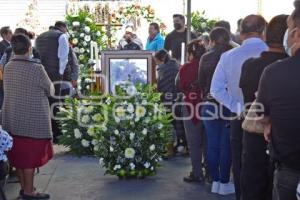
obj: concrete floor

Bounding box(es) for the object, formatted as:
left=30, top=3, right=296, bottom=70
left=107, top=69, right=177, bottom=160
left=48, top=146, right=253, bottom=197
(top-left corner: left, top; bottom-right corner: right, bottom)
left=5, top=146, right=235, bottom=200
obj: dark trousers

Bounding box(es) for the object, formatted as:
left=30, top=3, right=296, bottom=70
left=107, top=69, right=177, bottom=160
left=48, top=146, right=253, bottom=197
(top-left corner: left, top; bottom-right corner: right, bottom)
left=241, top=131, right=273, bottom=200
left=273, top=166, right=300, bottom=200
left=230, top=117, right=243, bottom=200
left=49, top=82, right=62, bottom=142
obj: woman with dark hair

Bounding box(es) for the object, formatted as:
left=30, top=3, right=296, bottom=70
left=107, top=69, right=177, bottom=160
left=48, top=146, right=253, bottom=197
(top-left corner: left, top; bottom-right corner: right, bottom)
left=199, top=27, right=234, bottom=195
left=176, top=40, right=207, bottom=183
left=154, top=49, right=180, bottom=156
left=146, top=23, right=165, bottom=51
left=2, top=34, right=54, bottom=199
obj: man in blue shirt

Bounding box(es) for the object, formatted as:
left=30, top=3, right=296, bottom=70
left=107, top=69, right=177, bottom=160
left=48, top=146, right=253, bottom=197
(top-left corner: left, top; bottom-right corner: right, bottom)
left=146, top=23, right=164, bottom=52
left=210, top=15, right=268, bottom=200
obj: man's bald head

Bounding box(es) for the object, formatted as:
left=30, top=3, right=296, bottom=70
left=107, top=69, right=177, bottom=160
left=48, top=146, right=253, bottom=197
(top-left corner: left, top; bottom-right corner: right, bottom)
left=240, top=15, right=267, bottom=35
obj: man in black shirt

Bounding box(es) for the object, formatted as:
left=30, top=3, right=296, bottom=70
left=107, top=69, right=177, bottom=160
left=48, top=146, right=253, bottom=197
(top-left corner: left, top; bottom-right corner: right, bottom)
left=239, top=15, right=289, bottom=200
left=164, top=14, right=197, bottom=61
left=257, top=2, right=300, bottom=199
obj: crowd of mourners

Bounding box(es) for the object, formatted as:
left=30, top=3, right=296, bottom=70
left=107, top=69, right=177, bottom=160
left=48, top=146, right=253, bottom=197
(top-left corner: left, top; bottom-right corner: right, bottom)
left=0, top=1, right=299, bottom=200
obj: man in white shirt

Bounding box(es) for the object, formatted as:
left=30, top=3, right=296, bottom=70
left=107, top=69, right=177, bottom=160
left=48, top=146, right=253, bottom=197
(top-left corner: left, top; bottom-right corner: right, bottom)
left=210, top=15, right=268, bottom=200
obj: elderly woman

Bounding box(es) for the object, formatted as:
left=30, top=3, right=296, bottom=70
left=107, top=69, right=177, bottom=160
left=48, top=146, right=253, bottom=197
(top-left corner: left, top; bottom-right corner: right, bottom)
left=2, top=34, right=54, bottom=199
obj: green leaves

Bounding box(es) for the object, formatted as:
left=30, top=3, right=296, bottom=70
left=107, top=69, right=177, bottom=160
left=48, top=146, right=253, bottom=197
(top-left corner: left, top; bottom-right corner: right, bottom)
left=191, top=11, right=218, bottom=35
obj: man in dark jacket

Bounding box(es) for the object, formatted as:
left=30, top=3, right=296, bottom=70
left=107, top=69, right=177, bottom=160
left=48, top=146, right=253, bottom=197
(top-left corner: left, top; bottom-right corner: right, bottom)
left=0, top=27, right=12, bottom=59
left=239, top=15, right=289, bottom=200
left=35, top=21, right=69, bottom=142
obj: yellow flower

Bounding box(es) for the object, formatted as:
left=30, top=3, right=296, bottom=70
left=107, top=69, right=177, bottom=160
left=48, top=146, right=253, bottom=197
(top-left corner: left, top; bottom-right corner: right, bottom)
left=135, top=105, right=146, bottom=118
left=115, top=106, right=126, bottom=118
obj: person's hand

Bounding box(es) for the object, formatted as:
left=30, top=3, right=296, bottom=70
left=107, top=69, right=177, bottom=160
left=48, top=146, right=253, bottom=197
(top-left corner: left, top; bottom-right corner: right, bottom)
left=264, top=123, right=271, bottom=142
left=71, top=80, right=77, bottom=88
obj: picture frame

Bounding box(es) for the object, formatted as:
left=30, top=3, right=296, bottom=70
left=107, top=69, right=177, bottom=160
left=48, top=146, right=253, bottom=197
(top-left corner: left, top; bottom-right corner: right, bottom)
left=101, top=50, right=154, bottom=94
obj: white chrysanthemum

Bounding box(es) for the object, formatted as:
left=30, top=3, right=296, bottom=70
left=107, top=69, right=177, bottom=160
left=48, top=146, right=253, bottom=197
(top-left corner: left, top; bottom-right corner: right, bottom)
left=85, top=78, right=93, bottom=83
left=80, top=48, right=85, bottom=53
left=102, top=126, right=108, bottom=132
left=96, top=31, right=101, bottom=37
left=99, top=158, right=104, bottom=166
left=144, top=162, right=151, bottom=169
left=73, top=47, right=79, bottom=53
left=110, top=146, right=114, bottom=152
left=94, top=145, right=99, bottom=151
left=158, top=123, right=163, bottom=129
left=149, top=144, right=156, bottom=151
left=81, top=115, right=90, bottom=124
left=115, top=106, right=126, bottom=118
left=129, top=132, right=135, bottom=140
left=87, top=127, right=95, bottom=136
left=86, top=85, right=90, bottom=90
left=142, top=128, right=147, bottom=136
left=114, top=130, right=120, bottom=135
left=105, top=98, right=111, bottom=105
left=126, top=85, right=137, bottom=96
left=92, top=114, right=102, bottom=122
left=142, top=99, right=147, bottom=105
left=80, top=33, right=85, bottom=38
left=91, top=139, right=98, bottom=146
left=115, top=117, right=120, bottom=123
left=130, top=163, right=135, bottom=170
left=127, top=104, right=134, bottom=113
left=81, top=139, right=90, bottom=147
left=150, top=166, right=154, bottom=171
left=86, top=106, right=94, bottom=113
left=125, top=148, right=135, bottom=159
left=83, top=41, right=87, bottom=46
left=113, top=165, right=121, bottom=171
left=72, top=38, right=78, bottom=45
left=134, top=117, right=140, bottom=122
left=79, top=54, right=85, bottom=61
left=84, top=26, right=91, bottom=33
left=135, top=105, right=146, bottom=118
left=72, top=21, right=80, bottom=27
left=144, top=117, right=150, bottom=124
left=84, top=35, right=91, bottom=42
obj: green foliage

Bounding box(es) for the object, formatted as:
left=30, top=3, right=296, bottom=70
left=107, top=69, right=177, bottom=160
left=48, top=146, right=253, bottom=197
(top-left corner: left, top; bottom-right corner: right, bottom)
left=57, top=83, right=172, bottom=179
left=191, top=11, right=218, bottom=35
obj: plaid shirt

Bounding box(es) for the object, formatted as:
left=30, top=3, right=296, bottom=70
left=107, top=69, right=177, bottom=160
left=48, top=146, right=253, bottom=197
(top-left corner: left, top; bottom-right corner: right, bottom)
left=2, top=55, right=54, bottom=139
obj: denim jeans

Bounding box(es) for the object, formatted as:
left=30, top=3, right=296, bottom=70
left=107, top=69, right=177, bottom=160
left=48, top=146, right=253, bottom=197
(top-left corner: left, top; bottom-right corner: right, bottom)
left=273, top=166, right=300, bottom=200
left=201, top=103, right=231, bottom=183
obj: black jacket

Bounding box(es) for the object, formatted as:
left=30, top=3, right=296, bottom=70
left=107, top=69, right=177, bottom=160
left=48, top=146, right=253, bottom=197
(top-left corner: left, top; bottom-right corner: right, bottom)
left=198, top=45, right=231, bottom=102
left=0, top=40, right=10, bottom=59
left=157, top=59, right=179, bottom=103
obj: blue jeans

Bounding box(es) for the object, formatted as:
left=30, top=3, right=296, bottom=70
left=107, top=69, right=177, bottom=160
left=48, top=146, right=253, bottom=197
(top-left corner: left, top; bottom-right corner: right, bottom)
left=201, top=103, right=231, bottom=183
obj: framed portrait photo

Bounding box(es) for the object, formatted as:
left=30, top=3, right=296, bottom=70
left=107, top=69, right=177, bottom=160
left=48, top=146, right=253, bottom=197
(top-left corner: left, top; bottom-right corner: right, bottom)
left=101, top=51, right=154, bottom=94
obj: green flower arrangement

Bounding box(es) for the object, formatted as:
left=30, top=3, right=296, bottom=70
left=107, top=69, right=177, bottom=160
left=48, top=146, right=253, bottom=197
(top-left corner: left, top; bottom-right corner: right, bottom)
left=93, top=83, right=172, bottom=179
left=191, top=11, right=218, bottom=35
left=66, top=11, right=106, bottom=95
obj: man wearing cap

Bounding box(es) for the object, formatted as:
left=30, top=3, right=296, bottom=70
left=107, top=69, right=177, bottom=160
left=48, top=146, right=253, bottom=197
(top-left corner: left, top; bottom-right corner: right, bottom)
left=35, top=21, right=70, bottom=142
left=118, top=25, right=143, bottom=50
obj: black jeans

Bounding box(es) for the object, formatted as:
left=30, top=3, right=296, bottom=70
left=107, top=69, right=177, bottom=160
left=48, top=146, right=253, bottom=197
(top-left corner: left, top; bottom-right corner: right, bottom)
left=241, top=131, right=273, bottom=200
left=273, top=165, right=300, bottom=200
left=230, top=117, right=243, bottom=200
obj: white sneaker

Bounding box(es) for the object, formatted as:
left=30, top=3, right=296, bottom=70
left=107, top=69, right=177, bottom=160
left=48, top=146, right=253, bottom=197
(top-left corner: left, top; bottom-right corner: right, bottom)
left=218, top=182, right=235, bottom=195
left=211, top=181, right=220, bottom=194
